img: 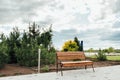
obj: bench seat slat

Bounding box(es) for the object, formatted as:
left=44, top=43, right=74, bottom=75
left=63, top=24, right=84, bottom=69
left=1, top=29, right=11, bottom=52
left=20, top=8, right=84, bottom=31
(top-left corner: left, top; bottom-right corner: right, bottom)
left=61, top=61, right=93, bottom=67
left=61, top=60, right=93, bottom=64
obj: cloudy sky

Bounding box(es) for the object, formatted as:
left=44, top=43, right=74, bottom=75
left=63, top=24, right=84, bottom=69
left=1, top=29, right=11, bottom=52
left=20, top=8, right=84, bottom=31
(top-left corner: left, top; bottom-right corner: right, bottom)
left=0, top=0, right=120, bottom=50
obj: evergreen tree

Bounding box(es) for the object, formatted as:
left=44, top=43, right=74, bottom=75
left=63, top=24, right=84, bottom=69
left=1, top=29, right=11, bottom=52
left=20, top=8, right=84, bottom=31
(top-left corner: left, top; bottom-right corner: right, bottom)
left=7, top=27, right=20, bottom=63
left=40, top=26, right=52, bottom=49
left=74, top=37, right=81, bottom=51
left=80, top=41, right=83, bottom=51
left=0, top=22, right=55, bottom=67
left=29, top=22, right=40, bottom=39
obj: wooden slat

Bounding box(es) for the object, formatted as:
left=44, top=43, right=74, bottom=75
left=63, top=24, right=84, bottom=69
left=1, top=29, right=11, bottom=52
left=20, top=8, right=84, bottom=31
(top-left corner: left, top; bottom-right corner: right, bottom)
left=57, top=51, right=86, bottom=60
left=61, top=61, right=93, bottom=67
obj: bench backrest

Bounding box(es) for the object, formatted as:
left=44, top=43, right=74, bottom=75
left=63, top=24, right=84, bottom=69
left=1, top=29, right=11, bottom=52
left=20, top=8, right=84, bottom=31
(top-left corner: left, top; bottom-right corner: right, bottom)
left=56, top=51, right=86, bottom=61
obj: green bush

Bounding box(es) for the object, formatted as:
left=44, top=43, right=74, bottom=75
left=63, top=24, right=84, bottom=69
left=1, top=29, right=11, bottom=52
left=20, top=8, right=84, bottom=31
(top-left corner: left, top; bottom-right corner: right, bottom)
left=62, top=40, right=79, bottom=51
left=41, top=65, right=50, bottom=72
left=40, top=47, right=56, bottom=65
left=0, top=23, right=55, bottom=67
left=15, top=41, right=39, bottom=67
left=15, top=41, right=56, bottom=67
left=0, top=43, right=9, bottom=69
left=96, top=49, right=107, bottom=61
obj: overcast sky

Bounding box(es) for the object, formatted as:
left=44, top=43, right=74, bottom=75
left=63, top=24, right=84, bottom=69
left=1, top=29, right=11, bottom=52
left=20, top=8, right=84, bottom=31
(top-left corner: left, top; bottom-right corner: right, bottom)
left=0, top=0, right=120, bottom=50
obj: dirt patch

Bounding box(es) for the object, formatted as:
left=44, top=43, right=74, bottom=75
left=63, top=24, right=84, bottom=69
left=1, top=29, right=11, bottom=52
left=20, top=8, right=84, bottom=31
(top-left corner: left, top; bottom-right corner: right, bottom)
left=94, top=61, right=120, bottom=67
left=0, top=61, right=120, bottom=77
left=0, top=64, right=36, bottom=77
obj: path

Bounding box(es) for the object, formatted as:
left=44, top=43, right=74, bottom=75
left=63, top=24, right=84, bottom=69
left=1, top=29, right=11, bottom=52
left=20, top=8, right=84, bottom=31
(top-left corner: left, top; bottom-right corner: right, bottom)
left=0, top=65, right=120, bottom=80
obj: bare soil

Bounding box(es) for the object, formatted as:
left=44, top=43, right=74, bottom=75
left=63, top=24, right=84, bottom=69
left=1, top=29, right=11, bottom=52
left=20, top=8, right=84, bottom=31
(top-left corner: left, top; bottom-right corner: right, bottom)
left=0, top=61, right=120, bottom=77
left=0, top=64, right=36, bottom=77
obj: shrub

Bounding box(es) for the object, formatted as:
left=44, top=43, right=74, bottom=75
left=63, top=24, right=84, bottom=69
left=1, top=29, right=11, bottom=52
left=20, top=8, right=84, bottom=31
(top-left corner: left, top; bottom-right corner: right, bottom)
left=40, top=47, right=56, bottom=65
left=0, top=43, right=9, bottom=69
left=15, top=41, right=56, bottom=67
left=15, top=41, right=39, bottom=67
left=62, top=40, right=79, bottom=51
left=96, top=49, right=107, bottom=61
left=41, top=65, right=50, bottom=72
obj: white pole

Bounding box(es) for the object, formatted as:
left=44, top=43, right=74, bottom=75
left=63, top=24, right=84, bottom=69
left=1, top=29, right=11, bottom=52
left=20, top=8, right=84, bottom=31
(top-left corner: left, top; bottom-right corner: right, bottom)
left=38, top=49, right=41, bottom=73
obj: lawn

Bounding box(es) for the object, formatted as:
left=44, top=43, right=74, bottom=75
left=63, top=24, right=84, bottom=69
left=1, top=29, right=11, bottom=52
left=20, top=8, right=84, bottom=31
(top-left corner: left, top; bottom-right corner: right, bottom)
left=107, top=56, right=120, bottom=61
left=88, top=55, right=120, bottom=61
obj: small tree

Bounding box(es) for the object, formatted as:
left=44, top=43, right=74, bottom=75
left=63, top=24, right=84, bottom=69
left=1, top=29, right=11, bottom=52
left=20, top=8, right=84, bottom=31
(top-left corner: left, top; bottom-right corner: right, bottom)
left=0, top=33, right=9, bottom=68
left=0, top=22, right=55, bottom=67
left=88, top=48, right=94, bottom=52
left=39, top=27, right=52, bottom=49
left=96, top=49, right=107, bottom=61
left=108, top=47, right=114, bottom=53
left=62, top=40, right=79, bottom=51
left=29, top=22, right=40, bottom=39
left=74, top=37, right=81, bottom=51
left=6, top=27, right=20, bottom=63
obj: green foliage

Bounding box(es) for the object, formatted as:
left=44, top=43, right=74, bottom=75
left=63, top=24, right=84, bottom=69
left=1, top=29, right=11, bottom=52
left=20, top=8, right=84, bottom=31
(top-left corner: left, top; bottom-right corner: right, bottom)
left=41, top=65, right=50, bottom=72
left=107, top=56, right=120, bottom=61
left=74, top=37, right=80, bottom=51
left=74, top=37, right=83, bottom=51
left=40, top=46, right=56, bottom=65
left=39, top=26, right=52, bottom=49
left=87, top=48, right=94, bottom=52
left=114, top=49, right=120, bottom=53
left=0, top=22, right=55, bottom=67
left=108, top=47, right=114, bottom=53
left=62, top=40, right=79, bottom=51
left=103, top=47, right=114, bottom=53
left=28, top=22, right=39, bottom=39
left=15, top=40, right=39, bottom=67
left=7, top=27, right=20, bottom=63
left=102, top=49, right=108, bottom=53
left=96, top=49, right=107, bottom=61
left=0, top=39, right=9, bottom=69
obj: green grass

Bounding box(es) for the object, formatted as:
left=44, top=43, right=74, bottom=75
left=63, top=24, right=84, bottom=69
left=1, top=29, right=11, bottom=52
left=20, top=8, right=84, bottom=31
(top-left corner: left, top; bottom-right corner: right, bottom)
left=107, top=56, right=120, bottom=61
left=88, top=55, right=120, bottom=61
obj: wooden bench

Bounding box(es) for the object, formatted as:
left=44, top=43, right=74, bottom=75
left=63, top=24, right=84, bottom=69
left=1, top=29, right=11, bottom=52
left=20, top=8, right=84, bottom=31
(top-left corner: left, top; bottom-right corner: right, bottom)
left=56, top=51, right=95, bottom=76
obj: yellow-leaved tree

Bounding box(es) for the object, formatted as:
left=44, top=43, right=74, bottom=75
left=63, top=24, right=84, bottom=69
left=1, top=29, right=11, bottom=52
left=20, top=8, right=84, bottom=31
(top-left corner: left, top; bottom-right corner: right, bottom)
left=62, top=40, right=79, bottom=51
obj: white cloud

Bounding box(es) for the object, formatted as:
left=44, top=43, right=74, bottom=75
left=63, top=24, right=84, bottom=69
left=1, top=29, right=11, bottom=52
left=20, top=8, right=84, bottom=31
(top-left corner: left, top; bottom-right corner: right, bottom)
left=0, top=0, right=120, bottom=50
left=86, top=0, right=119, bottom=24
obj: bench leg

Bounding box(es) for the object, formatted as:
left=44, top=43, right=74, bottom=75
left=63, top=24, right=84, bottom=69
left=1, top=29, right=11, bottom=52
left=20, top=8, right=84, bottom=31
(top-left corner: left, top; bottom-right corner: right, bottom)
left=85, top=65, right=87, bottom=70
left=56, top=63, right=58, bottom=73
left=92, top=64, right=95, bottom=72
left=60, top=64, right=63, bottom=76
